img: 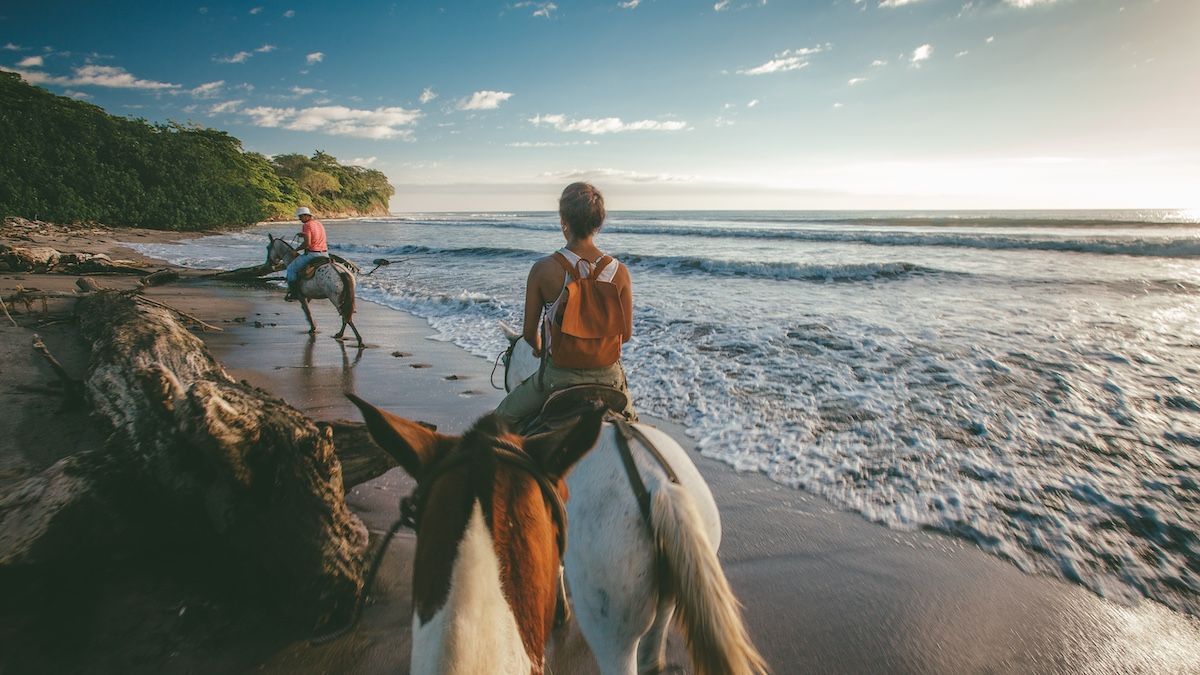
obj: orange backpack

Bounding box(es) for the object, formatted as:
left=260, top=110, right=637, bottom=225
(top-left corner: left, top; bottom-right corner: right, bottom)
left=546, top=252, right=625, bottom=369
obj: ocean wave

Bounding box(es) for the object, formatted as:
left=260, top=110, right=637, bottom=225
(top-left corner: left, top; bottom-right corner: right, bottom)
left=619, top=254, right=947, bottom=282
left=427, top=219, right=1200, bottom=258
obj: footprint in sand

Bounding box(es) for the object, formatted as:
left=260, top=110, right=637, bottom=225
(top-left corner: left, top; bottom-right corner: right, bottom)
left=460, top=390, right=484, bottom=397
left=391, top=351, right=412, bottom=358
left=410, top=363, right=432, bottom=369
left=444, top=374, right=468, bottom=381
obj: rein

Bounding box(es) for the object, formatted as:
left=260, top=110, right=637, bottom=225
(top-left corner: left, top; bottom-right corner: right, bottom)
left=311, top=433, right=568, bottom=645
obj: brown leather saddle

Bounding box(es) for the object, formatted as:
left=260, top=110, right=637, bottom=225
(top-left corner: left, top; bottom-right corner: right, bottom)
left=519, top=384, right=630, bottom=435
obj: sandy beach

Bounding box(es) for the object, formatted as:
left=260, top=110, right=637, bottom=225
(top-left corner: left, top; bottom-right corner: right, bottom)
left=2, top=223, right=1199, bottom=674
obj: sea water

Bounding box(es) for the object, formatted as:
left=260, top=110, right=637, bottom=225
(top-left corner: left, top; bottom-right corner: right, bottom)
left=132, top=209, right=1200, bottom=615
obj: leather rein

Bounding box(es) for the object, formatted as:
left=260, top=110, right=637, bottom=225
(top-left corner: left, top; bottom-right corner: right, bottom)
left=400, top=435, right=569, bottom=556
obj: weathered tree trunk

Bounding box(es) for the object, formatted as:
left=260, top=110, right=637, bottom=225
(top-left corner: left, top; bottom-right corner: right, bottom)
left=0, top=292, right=397, bottom=627
left=207, top=262, right=279, bottom=281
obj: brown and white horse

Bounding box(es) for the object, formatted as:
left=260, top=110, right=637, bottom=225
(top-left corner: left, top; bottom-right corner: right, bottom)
left=348, top=393, right=602, bottom=675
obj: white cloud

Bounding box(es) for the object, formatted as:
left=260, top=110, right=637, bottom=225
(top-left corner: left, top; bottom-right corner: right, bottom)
left=458, top=90, right=514, bottom=110
left=543, top=168, right=695, bottom=184
left=737, top=45, right=828, bottom=75
left=529, top=113, right=690, bottom=135
left=879, top=0, right=925, bottom=6
left=911, top=43, right=933, bottom=64
left=241, top=104, right=422, bottom=139
left=290, top=86, right=317, bottom=96
left=1006, top=0, right=1059, bottom=6
left=511, top=1, right=557, bottom=18
left=306, top=52, right=324, bottom=64
left=508, top=140, right=599, bottom=147
left=618, top=0, right=640, bottom=7
left=3, top=43, right=23, bottom=51
left=65, top=90, right=90, bottom=99
left=986, top=36, right=995, bottom=43
left=871, top=59, right=888, bottom=66
left=848, top=77, right=867, bottom=85
left=714, top=0, right=730, bottom=9
left=955, top=50, right=969, bottom=58
left=215, top=51, right=252, bottom=64
left=190, top=80, right=225, bottom=98
left=215, top=44, right=274, bottom=64
left=181, top=104, right=198, bottom=113
left=350, top=156, right=378, bottom=166
left=283, top=9, right=296, bottom=18
left=16, top=55, right=42, bottom=67
left=209, top=100, right=242, bottom=114
left=747, top=99, right=759, bottom=108
left=250, top=6, right=263, bottom=14
left=419, top=87, right=438, bottom=104
left=833, top=102, right=844, bottom=108
left=3, top=64, right=181, bottom=90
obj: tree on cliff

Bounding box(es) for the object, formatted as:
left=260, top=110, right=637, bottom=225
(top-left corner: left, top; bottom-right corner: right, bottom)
left=0, top=72, right=393, bottom=230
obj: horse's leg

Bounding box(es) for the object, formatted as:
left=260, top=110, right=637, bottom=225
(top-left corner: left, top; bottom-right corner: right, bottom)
left=636, top=594, right=676, bottom=675
left=300, top=297, right=317, bottom=334
left=332, top=295, right=347, bottom=340
left=348, top=319, right=363, bottom=348
left=566, top=438, right=658, bottom=675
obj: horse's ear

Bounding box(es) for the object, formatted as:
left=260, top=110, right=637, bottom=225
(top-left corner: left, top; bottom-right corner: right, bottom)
left=346, top=393, right=454, bottom=478
left=525, top=408, right=604, bottom=480
left=268, top=233, right=274, bottom=241
left=499, top=321, right=521, bottom=344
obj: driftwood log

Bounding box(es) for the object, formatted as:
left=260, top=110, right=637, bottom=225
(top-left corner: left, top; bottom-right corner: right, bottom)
left=0, top=292, right=399, bottom=626
left=207, top=262, right=280, bottom=281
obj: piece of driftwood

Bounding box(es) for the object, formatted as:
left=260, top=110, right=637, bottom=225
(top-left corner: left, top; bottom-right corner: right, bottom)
left=0, top=292, right=371, bottom=627
left=140, top=269, right=180, bottom=287
left=131, top=294, right=223, bottom=332
left=207, top=263, right=279, bottom=281
left=321, top=420, right=398, bottom=489
left=0, top=294, right=14, bottom=327
left=30, top=335, right=85, bottom=406
left=75, top=278, right=104, bottom=293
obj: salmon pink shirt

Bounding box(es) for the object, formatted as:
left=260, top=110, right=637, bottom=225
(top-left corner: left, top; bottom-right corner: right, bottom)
left=302, top=218, right=328, bottom=253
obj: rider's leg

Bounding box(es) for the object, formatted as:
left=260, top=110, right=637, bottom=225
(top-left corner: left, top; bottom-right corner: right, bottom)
left=285, top=253, right=318, bottom=301
left=494, top=360, right=637, bottom=429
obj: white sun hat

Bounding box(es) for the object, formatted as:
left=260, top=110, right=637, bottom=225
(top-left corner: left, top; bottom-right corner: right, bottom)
left=295, top=206, right=312, bottom=217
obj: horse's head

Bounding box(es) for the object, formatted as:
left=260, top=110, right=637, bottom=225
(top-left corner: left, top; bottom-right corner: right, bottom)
left=265, top=233, right=296, bottom=268
left=347, top=393, right=602, bottom=673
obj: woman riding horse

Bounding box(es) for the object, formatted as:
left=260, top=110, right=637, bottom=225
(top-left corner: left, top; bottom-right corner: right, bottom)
left=495, top=182, right=637, bottom=427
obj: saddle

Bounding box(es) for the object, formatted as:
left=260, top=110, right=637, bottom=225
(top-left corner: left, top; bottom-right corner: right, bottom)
left=298, top=255, right=356, bottom=280
left=519, top=384, right=631, bottom=435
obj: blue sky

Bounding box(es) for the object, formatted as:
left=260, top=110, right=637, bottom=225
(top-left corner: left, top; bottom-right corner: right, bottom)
left=3, top=0, right=1197, bottom=211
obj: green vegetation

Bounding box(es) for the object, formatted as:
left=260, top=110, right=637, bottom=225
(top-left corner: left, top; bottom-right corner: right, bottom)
left=0, top=72, right=394, bottom=230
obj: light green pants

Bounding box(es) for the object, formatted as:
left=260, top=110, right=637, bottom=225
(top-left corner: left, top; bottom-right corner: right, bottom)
left=494, top=359, right=637, bottom=428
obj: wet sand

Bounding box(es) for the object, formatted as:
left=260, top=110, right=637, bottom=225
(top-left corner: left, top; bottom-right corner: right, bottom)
left=2, top=222, right=1198, bottom=673
left=177, top=282, right=1200, bottom=674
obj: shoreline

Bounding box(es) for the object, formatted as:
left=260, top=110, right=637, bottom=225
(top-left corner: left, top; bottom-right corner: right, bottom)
left=2, top=222, right=1198, bottom=673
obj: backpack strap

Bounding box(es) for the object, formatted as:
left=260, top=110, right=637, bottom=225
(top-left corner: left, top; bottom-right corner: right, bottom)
left=588, top=255, right=614, bottom=281
left=552, top=252, right=581, bottom=281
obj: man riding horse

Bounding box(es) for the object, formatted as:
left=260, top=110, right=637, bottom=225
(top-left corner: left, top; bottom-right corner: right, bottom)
left=285, top=206, right=329, bottom=301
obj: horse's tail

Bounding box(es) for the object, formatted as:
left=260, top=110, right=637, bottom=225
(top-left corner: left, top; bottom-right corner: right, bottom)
left=338, top=268, right=356, bottom=320
left=652, top=483, right=769, bottom=675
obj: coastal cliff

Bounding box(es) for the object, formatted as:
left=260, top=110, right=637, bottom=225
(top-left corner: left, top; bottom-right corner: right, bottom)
left=0, top=73, right=394, bottom=231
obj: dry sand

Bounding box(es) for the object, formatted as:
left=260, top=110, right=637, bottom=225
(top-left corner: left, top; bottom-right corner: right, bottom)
left=2, top=223, right=1198, bottom=673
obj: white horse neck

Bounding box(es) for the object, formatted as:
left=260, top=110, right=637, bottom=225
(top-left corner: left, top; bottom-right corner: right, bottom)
left=410, top=501, right=535, bottom=675
left=505, top=336, right=541, bottom=392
